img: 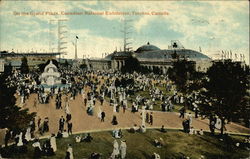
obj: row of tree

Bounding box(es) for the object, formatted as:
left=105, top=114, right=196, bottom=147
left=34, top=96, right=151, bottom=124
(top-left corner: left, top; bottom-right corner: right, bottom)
left=168, top=59, right=249, bottom=134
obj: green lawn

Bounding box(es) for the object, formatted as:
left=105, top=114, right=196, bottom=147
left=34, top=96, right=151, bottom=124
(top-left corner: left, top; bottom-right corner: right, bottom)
left=125, top=87, right=184, bottom=113
left=104, top=83, right=185, bottom=113
left=1, top=129, right=249, bottom=159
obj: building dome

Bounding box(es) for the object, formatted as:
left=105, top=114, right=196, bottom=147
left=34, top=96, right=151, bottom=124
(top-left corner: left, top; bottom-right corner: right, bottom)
left=135, top=42, right=161, bottom=53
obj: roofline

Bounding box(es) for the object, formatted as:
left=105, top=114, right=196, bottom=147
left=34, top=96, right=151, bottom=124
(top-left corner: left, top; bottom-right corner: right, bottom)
left=0, top=52, right=60, bottom=56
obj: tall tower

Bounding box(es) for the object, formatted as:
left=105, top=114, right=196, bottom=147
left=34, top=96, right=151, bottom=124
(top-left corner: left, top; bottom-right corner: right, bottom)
left=49, top=19, right=68, bottom=60
left=121, top=18, right=133, bottom=52
left=58, top=19, right=68, bottom=60
left=49, top=19, right=68, bottom=61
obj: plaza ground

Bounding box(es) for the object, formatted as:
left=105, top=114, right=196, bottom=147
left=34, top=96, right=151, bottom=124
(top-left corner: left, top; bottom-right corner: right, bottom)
left=17, top=92, right=250, bottom=136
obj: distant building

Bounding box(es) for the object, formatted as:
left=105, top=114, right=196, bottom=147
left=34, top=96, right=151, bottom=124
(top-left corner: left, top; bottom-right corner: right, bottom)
left=85, top=41, right=212, bottom=73
left=0, top=51, right=60, bottom=69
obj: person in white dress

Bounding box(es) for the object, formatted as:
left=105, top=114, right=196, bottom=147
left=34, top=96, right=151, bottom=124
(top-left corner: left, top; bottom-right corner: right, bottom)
left=189, top=127, right=196, bottom=135
left=25, top=127, right=31, bottom=142
left=75, top=136, right=81, bottom=143
left=180, top=96, right=184, bottom=104
left=113, top=101, right=117, bottom=113
left=17, top=132, right=23, bottom=146
left=67, top=144, right=74, bottom=159
left=120, top=140, right=127, bottom=159
left=187, top=113, right=192, bottom=126
left=215, top=117, right=222, bottom=129
left=97, top=107, right=102, bottom=120
left=65, top=103, right=70, bottom=114
left=63, top=130, right=69, bottom=138
left=21, top=95, right=24, bottom=104
left=50, top=134, right=57, bottom=152
left=111, top=140, right=120, bottom=158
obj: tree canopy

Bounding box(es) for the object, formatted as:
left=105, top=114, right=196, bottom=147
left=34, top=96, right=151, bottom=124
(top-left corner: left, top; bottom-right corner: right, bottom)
left=20, top=56, right=29, bottom=74
left=198, top=60, right=249, bottom=134
left=0, top=73, right=36, bottom=132
left=4, top=63, right=13, bottom=76
left=167, top=59, right=197, bottom=95
left=121, top=56, right=151, bottom=74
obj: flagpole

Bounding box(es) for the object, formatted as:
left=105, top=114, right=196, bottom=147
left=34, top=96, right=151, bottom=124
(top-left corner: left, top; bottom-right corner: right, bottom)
left=75, top=36, right=78, bottom=60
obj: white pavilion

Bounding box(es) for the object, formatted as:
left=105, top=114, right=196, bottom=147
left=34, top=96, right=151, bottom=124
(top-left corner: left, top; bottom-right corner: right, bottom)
left=39, top=60, right=61, bottom=86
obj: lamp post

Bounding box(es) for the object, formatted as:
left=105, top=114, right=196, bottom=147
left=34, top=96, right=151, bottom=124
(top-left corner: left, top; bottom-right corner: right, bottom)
left=75, top=36, right=78, bottom=60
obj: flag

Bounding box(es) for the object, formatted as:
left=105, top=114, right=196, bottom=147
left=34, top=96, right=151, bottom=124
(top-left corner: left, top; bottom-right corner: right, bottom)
left=76, top=36, right=79, bottom=39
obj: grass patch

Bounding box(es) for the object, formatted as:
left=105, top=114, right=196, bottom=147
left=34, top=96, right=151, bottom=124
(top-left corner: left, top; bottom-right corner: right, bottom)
left=1, top=130, right=249, bottom=159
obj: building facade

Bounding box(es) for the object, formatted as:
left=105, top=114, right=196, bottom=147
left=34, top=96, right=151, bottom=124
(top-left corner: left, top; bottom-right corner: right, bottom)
left=0, top=51, right=60, bottom=69
left=85, top=41, right=212, bottom=73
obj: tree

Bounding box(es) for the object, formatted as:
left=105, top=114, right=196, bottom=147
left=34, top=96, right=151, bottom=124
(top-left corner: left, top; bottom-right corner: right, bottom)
left=168, top=59, right=196, bottom=95
left=121, top=56, right=140, bottom=73
left=20, top=56, right=29, bottom=74
left=80, top=64, right=87, bottom=69
left=61, top=59, right=71, bottom=68
left=153, top=66, right=162, bottom=74
left=4, top=63, right=13, bottom=76
left=121, top=56, right=151, bottom=74
left=239, top=95, right=250, bottom=127
left=198, top=60, right=249, bottom=134
left=0, top=74, right=36, bottom=132
left=171, top=50, right=179, bottom=59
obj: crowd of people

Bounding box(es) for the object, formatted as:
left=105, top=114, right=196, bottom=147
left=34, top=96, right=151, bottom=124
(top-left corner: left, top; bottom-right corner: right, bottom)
left=1, top=65, right=249, bottom=159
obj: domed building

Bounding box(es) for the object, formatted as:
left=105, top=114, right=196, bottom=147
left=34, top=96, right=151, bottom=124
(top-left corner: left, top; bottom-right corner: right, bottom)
left=134, top=42, right=210, bottom=61
left=85, top=41, right=212, bottom=73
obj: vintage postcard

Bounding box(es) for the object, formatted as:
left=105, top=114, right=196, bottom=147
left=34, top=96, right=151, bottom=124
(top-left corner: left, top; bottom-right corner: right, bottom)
left=0, top=1, right=249, bottom=159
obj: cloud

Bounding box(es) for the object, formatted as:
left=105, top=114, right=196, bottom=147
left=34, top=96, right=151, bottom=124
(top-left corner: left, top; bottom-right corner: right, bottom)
left=66, top=28, right=122, bottom=59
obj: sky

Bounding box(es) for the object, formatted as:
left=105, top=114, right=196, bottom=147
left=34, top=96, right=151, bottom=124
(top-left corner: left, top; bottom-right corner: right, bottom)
left=0, top=1, right=249, bottom=64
